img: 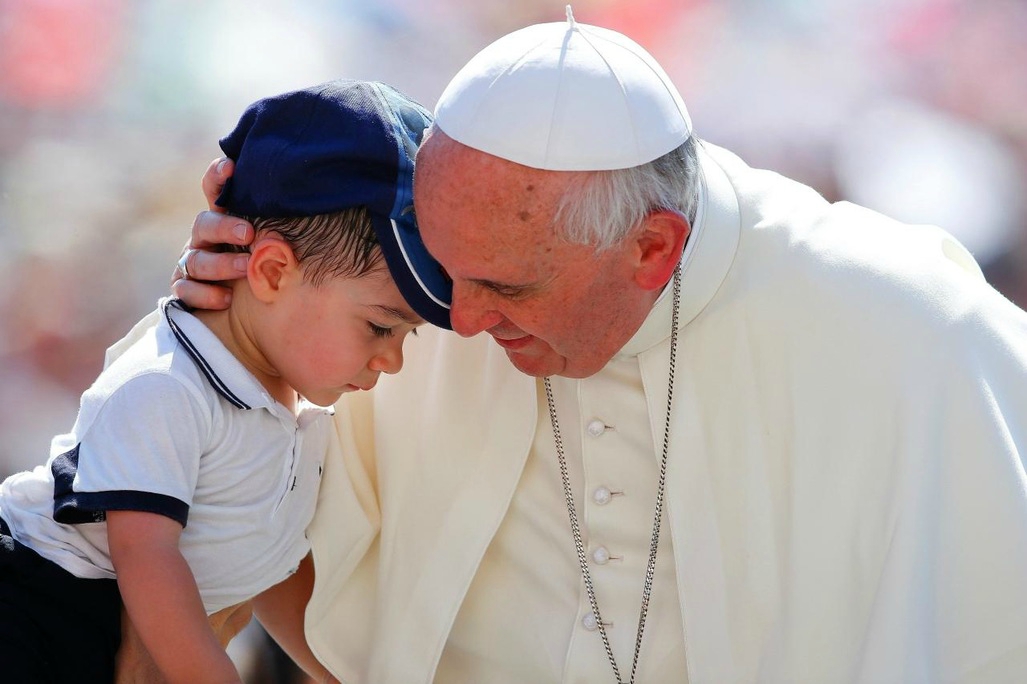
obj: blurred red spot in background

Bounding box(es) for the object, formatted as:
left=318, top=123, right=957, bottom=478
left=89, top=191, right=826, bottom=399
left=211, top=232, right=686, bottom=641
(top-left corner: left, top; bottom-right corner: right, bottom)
left=0, top=0, right=126, bottom=109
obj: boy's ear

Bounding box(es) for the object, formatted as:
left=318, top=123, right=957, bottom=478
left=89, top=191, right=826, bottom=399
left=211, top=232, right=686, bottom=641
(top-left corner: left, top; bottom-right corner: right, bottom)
left=247, top=236, right=300, bottom=301
left=632, top=209, right=690, bottom=290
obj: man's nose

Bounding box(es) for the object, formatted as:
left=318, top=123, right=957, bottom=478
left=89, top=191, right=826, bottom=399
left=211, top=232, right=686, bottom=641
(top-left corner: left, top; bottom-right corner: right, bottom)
left=449, top=284, right=504, bottom=337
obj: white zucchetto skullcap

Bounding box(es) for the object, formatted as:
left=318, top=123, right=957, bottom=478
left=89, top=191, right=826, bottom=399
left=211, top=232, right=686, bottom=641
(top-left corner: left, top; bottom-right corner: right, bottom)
left=434, top=5, right=692, bottom=171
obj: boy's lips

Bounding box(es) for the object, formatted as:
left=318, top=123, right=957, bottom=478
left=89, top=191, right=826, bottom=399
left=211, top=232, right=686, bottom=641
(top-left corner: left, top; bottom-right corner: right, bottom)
left=346, top=383, right=375, bottom=392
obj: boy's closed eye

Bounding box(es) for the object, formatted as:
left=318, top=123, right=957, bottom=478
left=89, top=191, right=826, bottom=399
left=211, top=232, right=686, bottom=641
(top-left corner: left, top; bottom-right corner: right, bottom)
left=368, top=322, right=396, bottom=338
left=366, top=305, right=424, bottom=338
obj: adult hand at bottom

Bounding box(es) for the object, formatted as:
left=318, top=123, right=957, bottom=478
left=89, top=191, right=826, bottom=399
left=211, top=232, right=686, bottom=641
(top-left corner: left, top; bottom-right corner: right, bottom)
left=114, top=605, right=164, bottom=684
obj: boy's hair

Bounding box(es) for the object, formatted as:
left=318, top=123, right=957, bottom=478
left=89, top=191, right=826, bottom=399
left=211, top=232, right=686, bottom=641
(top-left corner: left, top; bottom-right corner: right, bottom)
left=240, top=207, right=383, bottom=287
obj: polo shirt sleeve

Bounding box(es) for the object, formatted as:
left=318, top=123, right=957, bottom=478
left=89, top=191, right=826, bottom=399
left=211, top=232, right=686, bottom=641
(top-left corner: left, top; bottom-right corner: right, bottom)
left=52, top=371, right=211, bottom=528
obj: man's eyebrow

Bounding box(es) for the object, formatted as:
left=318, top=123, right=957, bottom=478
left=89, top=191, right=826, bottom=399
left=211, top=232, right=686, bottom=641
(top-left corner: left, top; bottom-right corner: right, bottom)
left=368, top=305, right=424, bottom=325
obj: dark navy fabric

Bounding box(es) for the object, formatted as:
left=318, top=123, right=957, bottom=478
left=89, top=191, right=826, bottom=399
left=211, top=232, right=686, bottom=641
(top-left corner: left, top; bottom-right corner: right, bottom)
left=0, top=515, right=122, bottom=683
left=50, top=442, right=191, bottom=527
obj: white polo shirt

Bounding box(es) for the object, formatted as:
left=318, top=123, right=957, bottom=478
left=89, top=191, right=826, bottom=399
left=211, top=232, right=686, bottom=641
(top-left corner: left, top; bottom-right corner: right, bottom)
left=0, top=298, right=329, bottom=612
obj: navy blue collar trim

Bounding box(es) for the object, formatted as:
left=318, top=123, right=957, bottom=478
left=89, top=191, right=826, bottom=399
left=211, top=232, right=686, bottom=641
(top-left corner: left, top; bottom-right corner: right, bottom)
left=163, top=299, right=251, bottom=410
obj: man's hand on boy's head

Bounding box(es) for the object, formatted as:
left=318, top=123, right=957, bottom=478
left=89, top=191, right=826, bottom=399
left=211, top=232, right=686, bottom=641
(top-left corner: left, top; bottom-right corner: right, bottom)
left=201, top=156, right=234, bottom=210
left=171, top=157, right=254, bottom=310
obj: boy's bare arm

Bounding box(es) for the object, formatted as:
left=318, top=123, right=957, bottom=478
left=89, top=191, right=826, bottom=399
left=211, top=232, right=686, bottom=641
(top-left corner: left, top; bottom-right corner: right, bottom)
left=107, top=510, right=242, bottom=684
left=115, top=602, right=253, bottom=684
left=253, top=553, right=337, bottom=683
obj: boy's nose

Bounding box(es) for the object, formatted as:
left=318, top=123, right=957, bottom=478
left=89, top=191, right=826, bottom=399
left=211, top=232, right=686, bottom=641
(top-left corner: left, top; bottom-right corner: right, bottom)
left=369, top=344, right=404, bottom=375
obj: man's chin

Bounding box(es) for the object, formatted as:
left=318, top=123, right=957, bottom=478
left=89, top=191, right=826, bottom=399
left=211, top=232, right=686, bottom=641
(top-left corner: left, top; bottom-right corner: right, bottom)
left=491, top=335, right=586, bottom=377
left=504, top=348, right=564, bottom=378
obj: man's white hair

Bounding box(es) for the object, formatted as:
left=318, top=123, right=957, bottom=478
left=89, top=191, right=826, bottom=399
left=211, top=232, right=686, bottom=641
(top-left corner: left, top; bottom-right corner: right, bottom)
left=552, top=137, right=702, bottom=250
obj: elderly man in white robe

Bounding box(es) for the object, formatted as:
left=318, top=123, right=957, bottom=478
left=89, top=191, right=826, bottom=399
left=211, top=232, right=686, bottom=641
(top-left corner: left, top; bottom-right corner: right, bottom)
left=132, top=8, right=1027, bottom=684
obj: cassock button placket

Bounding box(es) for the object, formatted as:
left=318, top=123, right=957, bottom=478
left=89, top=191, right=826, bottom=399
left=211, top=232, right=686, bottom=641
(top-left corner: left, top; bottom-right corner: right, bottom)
left=547, top=268, right=683, bottom=684
left=589, top=420, right=624, bottom=569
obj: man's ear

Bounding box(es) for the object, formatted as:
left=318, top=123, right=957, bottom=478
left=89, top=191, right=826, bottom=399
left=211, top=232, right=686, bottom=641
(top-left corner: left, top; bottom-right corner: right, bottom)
left=247, top=236, right=300, bottom=302
left=633, top=210, right=690, bottom=290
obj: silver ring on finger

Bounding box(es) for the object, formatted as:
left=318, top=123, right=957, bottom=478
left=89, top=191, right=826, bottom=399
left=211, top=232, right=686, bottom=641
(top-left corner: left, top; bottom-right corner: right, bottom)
left=177, top=249, right=196, bottom=281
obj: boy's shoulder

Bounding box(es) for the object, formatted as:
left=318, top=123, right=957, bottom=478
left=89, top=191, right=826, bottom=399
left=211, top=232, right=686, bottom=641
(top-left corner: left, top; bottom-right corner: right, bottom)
left=93, top=300, right=217, bottom=407
left=98, top=298, right=276, bottom=415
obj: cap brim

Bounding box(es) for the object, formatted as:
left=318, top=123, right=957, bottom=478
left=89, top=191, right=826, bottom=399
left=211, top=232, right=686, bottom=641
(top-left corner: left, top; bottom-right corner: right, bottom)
left=371, top=213, right=452, bottom=330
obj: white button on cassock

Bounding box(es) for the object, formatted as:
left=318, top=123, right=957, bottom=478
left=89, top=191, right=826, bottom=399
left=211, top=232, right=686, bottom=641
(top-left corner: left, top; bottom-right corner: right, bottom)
left=592, top=546, right=611, bottom=565
left=582, top=612, right=599, bottom=631
left=586, top=419, right=606, bottom=437
left=593, top=486, right=612, bottom=505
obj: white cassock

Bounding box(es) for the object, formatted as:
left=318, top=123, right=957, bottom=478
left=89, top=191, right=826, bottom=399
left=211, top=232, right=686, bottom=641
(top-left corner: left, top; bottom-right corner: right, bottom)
left=110, top=143, right=1027, bottom=683
left=304, top=144, right=1027, bottom=683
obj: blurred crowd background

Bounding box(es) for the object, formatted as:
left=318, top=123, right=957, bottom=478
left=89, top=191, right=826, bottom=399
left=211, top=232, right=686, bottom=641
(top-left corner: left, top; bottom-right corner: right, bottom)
left=1, top=0, right=1025, bottom=681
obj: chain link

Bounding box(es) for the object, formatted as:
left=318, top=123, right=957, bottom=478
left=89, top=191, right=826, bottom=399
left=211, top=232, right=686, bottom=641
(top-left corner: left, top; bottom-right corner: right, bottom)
left=543, top=267, right=681, bottom=684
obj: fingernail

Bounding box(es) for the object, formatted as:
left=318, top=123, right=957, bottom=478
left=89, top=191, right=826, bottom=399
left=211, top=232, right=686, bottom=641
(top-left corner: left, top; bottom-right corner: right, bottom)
left=234, top=224, right=249, bottom=240
left=234, top=255, right=249, bottom=272
left=217, top=158, right=228, bottom=175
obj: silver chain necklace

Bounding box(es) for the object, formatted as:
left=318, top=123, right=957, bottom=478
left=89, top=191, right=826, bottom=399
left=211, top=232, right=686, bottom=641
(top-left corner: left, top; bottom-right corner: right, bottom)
left=542, top=267, right=681, bottom=684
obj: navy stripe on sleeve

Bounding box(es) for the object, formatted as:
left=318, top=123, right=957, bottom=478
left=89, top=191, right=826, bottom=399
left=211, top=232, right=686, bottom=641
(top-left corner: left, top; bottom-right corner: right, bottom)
left=51, top=445, right=190, bottom=527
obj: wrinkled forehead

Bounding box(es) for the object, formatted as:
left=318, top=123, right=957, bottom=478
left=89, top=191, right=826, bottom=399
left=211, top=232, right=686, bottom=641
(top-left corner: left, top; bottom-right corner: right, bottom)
left=415, top=130, right=578, bottom=237
left=414, top=145, right=603, bottom=291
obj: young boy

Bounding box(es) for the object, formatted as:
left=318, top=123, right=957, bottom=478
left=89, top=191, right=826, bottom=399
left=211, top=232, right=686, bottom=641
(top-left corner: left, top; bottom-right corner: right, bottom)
left=0, top=80, right=451, bottom=683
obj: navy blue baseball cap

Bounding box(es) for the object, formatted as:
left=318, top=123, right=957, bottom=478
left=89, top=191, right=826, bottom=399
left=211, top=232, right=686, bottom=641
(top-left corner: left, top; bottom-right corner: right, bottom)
left=216, top=79, right=452, bottom=329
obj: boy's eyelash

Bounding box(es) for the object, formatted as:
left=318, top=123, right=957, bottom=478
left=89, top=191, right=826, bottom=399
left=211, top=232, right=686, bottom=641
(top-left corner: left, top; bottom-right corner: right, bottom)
left=368, top=323, right=394, bottom=338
